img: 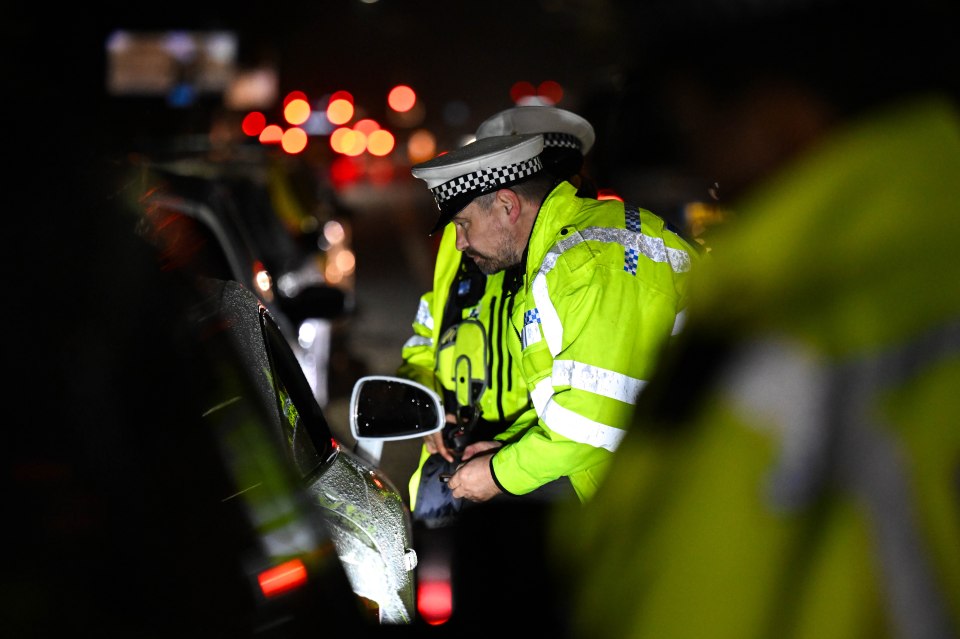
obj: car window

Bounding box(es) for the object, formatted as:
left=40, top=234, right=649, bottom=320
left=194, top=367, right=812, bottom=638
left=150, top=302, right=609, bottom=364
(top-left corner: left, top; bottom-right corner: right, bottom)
left=258, top=307, right=337, bottom=477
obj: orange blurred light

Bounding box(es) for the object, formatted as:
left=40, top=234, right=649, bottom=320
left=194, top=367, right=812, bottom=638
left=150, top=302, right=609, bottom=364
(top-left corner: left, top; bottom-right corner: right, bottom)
left=330, top=127, right=353, bottom=154
left=259, top=124, right=283, bottom=144
left=417, top=579, right=453, bottom=626
left=387, top=85, right=416, bottom=112
left=407, top=129, right=437, bottom=164
left=510, top=80, right=536, bottom=104
left=258, top=559, right=308, bottom=598
left=327, top=99, right=354, bottom=125
left=281, top=127, right=308, bottom=154
left=537, top=80, right=563, bottom=105
left=283, top=90, right=308, bottom=107
left=343, top=130, right=367, bottom=156
left=353, top=118, right=380, bottom=135
left=367, top=129, right=395, bottom=156
left=241, top=111, right=267, bottom=136
left=284, top=98, right=311, bottom=126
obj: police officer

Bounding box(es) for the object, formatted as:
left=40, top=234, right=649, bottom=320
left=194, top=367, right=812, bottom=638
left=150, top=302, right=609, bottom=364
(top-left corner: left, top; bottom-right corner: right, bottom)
left=409, top=130, right=701, bottom=505
left=399, top=106, right=598, bottom=526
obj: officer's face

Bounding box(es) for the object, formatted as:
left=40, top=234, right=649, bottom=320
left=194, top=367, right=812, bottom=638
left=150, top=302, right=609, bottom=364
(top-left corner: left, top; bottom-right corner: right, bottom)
left=452, top=194, right=522, bottom=275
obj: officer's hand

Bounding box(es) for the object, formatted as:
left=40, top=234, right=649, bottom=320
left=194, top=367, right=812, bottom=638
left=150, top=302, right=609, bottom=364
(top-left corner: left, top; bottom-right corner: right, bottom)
left=447, top=453, right=501, bottom=502
left=422, top=414, right=457, bottom=463
left=461, top=440, right=502, bottom=461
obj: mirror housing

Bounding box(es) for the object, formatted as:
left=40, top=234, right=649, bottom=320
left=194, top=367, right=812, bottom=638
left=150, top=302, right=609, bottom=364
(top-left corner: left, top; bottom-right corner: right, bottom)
left=349, top=376, right=444, bottom=467
left=350, top=375, right=444, bottom=441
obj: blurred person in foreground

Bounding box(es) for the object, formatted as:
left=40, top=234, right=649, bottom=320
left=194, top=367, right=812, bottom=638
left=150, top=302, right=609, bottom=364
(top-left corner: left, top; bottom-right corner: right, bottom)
left=399, top=106, right=599, bottom=527
left=548, top=0, right=960, bottom=637
left=409, top=127, right=702, bottom=507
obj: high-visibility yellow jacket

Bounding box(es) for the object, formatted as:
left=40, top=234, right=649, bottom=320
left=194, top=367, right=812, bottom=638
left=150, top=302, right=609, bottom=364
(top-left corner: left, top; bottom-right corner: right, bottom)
left=490, top=181, right=702, bottom=502
left=398, top=224, right=532, bottom=509
left=554, top=96, right=960, bottom=639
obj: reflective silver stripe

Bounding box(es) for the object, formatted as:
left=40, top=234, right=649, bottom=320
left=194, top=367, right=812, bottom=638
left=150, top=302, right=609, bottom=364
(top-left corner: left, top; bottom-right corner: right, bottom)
left=530, top=377, right=626, bottom=452
left=553, top=359, right=647, bottom=404
left=402, top=335, right=432, bottom=350
left=414, top=298, right=434, bottom=331
left=573, top=226, right=692, bottom=274
left=531, top=376, right=553, bottom=415
left=522, top=321, right=542, bottom=348
left=532, top=270, right=563, bottom=356
left=673, top=308, right=688, bottom=335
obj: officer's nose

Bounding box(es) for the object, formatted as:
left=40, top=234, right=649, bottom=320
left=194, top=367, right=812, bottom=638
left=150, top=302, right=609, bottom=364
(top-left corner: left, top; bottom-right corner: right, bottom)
left=454, top=226, right=469, bottom=251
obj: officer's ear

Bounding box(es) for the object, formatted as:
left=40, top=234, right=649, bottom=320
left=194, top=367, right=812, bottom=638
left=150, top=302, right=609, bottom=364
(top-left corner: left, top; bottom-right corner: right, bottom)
left=495, top=188, right=522, bottom=224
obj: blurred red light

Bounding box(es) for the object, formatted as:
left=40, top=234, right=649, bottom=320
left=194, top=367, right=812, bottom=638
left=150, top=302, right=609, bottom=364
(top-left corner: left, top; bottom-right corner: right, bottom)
left=328, top=90, right=354, bottom=105
left=330, top=156, right=361, bottom=188
left=597, top=188, right=623, bottom=202
left=417, top=579, right=453, bottom=625
left=510, top=80, right=536, bottom=104
left=241, top=111, right=267, bottom=136
left=258, top=559, right=308, bottom=598
left=283, top=90, right=309, bottom=107
left=537, top=80, right=563, bottom=105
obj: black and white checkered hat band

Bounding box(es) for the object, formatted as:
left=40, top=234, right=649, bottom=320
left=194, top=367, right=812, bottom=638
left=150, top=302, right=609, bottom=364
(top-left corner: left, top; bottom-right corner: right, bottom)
left=430, top=156, right=543, bottom=205
left=543, top=132, right=582, bottom=151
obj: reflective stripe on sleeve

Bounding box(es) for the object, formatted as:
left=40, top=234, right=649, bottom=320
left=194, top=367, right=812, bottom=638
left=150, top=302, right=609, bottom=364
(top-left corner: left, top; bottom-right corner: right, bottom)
left=403, top=335, right=432, bottom=350
left=414, top=297, right=434, bottom=331
left=529, top=377, right=626, bottom=452
left=672, top=308, right=687, bottom=335
left=532, top=269, right=562, bottom=356
left=553, top=359, right=647, bottom=404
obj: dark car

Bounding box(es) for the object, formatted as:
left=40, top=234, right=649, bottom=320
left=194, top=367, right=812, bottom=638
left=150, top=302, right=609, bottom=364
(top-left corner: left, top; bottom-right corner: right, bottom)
left=7, top=142, right=452, bottom=633
left=135, top=149, right=360, bottom=409
left=7, top=204, right=366, bottom=635
left=206, top=277, right=425, bottom=624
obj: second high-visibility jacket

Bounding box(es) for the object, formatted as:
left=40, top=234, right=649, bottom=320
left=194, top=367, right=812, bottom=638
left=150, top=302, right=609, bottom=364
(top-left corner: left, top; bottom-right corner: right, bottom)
left=398, top=224, right=532, bottom=509
left=398, top=224, right=530, bottom=423
left=490, top=180, right=702, bottom=502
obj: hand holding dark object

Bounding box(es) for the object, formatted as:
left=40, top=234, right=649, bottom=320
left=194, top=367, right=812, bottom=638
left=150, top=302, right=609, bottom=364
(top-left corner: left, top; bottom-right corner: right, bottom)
left=440, top=440, right=501, bottom=483
left=447, top=445, right=502, bottom=503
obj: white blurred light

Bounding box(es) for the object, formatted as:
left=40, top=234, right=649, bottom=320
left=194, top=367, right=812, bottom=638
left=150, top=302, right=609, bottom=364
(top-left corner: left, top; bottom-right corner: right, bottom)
left=225, top=67, right=278, bottom=110
left=324, top=220, right=346, bottom=244
left=254, top=269, right=273, bottom=300
left=298, top=322, right=317, bottom=348
left=164, top=31, right=197, bottom=63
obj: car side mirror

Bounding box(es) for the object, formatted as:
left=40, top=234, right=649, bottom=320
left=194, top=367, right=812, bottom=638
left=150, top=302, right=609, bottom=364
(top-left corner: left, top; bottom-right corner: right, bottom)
left=349, top=376, right=444, bottom=466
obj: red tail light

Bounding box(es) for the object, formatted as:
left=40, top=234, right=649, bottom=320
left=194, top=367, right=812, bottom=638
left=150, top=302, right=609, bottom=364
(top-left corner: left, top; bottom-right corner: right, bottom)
left=417, top=578, right=453, bottom=625
left=258, top=558, right=308, bottom=598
